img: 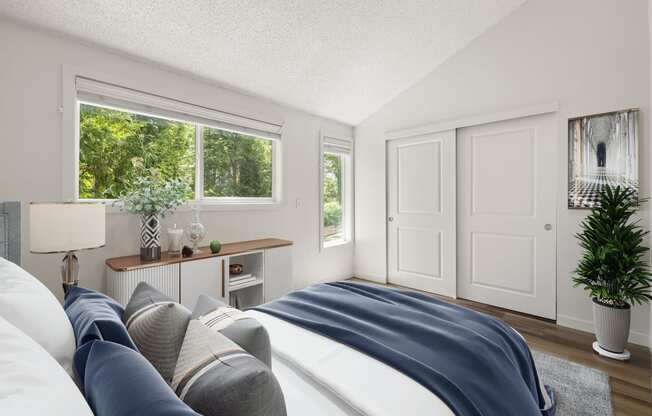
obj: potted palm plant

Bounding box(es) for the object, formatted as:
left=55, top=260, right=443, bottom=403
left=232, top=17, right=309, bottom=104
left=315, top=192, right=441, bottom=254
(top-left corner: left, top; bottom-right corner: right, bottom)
left=117, top=172, right=189, bottom=261
left=573, top=185, right=651, bottom=360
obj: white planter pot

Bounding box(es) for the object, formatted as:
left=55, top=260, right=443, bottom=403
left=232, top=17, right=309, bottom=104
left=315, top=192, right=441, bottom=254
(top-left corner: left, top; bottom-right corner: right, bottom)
left=592, top=299, right=630, bottom=353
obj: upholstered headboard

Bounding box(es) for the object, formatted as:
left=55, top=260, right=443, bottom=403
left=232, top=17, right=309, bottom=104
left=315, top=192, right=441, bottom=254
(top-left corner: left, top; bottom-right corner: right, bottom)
left=0, top=202, right=20, bottom=265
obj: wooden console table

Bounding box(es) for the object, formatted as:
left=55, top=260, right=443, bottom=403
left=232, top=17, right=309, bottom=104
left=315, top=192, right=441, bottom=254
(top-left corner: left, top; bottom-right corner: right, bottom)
left=106, top=238, right=293, bottom=309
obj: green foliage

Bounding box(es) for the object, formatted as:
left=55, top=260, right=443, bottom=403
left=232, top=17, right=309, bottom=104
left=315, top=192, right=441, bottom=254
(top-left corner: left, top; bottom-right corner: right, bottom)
left=573, top=185, right=652, bottom=307
left=323, top=153, right=342, bottom=205
left=79, top=104, right=195, bottom=199
left=324, top=201, right=342, bottom=227
left=203, top=127, right=272, bottom=197
left=323, top=153, right=343, bottom=240
left=79, top=104, right=275, bottom=201
left=117, top=173, right=189, bottom=217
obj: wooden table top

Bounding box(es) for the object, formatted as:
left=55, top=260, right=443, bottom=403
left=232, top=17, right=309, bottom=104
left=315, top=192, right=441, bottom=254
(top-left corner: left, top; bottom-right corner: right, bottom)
left=106, top=238, right=293, bottom=271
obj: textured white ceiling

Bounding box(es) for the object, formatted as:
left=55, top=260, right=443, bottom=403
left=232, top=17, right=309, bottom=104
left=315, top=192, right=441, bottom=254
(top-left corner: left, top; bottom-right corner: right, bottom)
left=0, top=0, right=525, bottom=124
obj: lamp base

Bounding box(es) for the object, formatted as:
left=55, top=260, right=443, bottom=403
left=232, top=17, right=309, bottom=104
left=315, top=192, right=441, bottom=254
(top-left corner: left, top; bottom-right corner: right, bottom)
left=61, top=252, right=79, bottom=294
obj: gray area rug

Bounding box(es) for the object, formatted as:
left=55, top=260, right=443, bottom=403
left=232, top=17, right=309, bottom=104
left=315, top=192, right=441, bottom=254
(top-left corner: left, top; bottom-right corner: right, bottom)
left=532, top=350, right=613, bottom=416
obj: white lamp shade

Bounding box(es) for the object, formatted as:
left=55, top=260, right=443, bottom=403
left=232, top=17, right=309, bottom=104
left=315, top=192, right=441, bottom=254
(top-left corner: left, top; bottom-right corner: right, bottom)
left=30, top=203, right=106, bottom=253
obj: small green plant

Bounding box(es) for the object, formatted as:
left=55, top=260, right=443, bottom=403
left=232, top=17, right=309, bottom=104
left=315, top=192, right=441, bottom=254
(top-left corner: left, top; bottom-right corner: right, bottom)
left=116, top=168, right=189, bottom=217
left=573, top=185, right=652, bottom=307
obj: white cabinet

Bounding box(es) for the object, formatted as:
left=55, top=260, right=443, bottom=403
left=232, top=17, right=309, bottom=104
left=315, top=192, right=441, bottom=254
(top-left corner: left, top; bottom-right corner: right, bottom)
left=106, top=239, right=293, bottom=309
left=107, top=263, right=179, bottom=306
left=180, top=256, right=227, bottom=309
left=264, top=245, right=293, bottom=302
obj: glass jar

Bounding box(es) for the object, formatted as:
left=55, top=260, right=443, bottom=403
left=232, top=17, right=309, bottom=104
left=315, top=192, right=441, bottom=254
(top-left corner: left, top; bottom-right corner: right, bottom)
left=167, top=224, right=184, bottom=256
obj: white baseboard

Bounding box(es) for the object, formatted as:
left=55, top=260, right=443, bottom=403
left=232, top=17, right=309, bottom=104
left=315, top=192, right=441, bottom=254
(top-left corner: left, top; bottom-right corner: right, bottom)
left=352, top=273, right=386, bottom=284
left=557, top=314, right=650, bottom=348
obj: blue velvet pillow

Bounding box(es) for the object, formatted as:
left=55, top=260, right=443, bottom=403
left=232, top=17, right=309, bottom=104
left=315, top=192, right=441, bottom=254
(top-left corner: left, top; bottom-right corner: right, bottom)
left=79, top=340, right=198, bottom=416
left=64, top=286, right=137, bottom=351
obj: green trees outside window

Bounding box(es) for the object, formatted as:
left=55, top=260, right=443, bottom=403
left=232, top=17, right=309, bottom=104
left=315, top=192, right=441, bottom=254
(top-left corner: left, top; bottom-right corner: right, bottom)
left=323, top=153, right=343, bottom=242
left=79, top=104, right=195, bottom=199
left=78, top=103, right=274, bottom=200
left=203, top=127, right=272, bottom=198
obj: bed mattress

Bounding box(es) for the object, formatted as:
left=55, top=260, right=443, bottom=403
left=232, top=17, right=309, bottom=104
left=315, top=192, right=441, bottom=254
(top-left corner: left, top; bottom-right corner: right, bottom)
left=247, top=310, right=454, bottom=416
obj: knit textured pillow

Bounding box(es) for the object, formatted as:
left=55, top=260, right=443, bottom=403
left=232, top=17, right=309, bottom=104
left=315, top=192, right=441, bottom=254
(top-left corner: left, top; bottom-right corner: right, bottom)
left=172, top=320, right=286, bottom=416
left=192, top=294, right=272, bottom=367
left=123, top=282, right=191, bottom=382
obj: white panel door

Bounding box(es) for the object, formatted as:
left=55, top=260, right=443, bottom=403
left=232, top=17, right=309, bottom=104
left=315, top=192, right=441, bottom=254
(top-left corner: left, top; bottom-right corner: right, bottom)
left=457, top=113, right=557, bottom=319
left=387, top=130, right=456, bottom=297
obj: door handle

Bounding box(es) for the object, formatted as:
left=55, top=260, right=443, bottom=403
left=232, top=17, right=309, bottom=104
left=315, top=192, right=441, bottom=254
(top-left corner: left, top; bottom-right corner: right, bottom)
left=388, top=217, right=394, bottom=222
left=544, top=224, right=552, bottom=231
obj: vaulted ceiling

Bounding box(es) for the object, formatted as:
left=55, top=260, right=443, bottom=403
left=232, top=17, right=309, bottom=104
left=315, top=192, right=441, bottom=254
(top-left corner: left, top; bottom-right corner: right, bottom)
left=0, top=0, right=525, bottom=124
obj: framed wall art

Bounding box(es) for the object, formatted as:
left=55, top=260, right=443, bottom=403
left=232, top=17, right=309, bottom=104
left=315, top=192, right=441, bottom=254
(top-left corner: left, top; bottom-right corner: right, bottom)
left=568, top=109, right=639, bottom=209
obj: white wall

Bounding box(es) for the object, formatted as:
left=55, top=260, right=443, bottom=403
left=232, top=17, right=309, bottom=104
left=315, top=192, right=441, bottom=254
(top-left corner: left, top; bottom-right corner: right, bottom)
left=355, top=0, right=651, bottom=345
left=649, top=0, right=652, bottom=348
left=0, top=18, right=354, bottom=302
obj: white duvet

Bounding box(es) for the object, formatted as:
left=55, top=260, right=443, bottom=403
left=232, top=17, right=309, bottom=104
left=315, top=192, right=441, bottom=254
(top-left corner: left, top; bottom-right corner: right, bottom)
left=247, top=310, right=455, bottom=416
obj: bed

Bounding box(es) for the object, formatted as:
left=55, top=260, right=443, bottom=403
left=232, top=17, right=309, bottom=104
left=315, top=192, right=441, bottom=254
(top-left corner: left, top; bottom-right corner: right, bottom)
left=249, top=281, right=554, bottom=416
left=0, top=257, right=554, bottom=416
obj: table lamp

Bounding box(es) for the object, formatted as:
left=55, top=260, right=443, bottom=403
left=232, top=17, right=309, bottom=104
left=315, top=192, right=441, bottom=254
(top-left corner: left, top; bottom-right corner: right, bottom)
left=29, top=202, right=105, bottom=292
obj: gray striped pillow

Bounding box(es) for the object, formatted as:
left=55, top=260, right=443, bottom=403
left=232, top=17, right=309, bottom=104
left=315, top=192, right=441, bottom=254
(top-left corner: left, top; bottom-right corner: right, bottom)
left=124, top=282, right=191, bottom=382
left=172, top=320, right=286, bottom=416
left=193, top=294, right=272, bottom=367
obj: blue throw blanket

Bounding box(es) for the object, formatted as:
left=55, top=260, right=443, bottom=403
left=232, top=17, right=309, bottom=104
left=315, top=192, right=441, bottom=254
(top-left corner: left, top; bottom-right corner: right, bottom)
left=254, top=282, right=554, bottom=416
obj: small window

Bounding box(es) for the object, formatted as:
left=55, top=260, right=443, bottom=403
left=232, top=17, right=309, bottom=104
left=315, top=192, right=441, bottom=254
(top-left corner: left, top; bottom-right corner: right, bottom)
left=320, top=135, right=353, bottom=248
left=323, top=153, right=345, bottom=242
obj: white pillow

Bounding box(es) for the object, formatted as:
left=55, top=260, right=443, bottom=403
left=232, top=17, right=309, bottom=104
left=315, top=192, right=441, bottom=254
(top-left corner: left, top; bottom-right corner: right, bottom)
left=0, top=257, right=76, bottom=374
left=0, top=315, right=93, bottom=416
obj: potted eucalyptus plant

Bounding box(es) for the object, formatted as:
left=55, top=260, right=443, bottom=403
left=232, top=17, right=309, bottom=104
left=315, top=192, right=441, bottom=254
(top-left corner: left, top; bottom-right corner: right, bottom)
left=117, top=173, right=188, bottom=261
left=573, top=185, right=651, bottom=358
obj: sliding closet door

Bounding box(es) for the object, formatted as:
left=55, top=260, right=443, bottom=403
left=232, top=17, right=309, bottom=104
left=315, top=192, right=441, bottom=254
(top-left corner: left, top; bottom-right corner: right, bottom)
left=457, top=113, right=557, bottom=319
left=387, top=130, right=456, bottom=297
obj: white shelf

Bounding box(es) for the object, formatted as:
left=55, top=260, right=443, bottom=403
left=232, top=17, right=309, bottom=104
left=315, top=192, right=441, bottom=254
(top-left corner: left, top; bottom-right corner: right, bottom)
left=227, top=250, right=264, bottom=309
left=229, top=276, right=263, bottom=291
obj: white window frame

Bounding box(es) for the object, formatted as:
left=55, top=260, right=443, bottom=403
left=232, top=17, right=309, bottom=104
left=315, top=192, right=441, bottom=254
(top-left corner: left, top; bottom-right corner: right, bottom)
left=319, top=132, right=354, bottom=249
left=194, top=123, right=281, bottom=205
left=62, top=67, right=284, bottom=211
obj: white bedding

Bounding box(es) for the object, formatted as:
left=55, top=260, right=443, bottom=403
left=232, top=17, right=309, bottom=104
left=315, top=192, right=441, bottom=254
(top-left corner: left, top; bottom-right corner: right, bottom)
left=271, top=354, right=361, bottom=416
left=247, top=310, right=454, bottom=416
left=0, top=315, right=93, bottom=416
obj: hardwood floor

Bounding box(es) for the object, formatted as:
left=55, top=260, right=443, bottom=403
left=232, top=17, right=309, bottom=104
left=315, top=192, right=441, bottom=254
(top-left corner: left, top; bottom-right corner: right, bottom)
left=349, top=278, right=651, bottom=416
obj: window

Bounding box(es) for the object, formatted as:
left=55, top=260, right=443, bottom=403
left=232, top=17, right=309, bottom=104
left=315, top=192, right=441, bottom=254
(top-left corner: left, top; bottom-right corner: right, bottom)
left=323, top=153, right=345, bottom=242
left=74, top=77, right=282, bottom=205
left=202, top=127, right=273, bottom=198
left=79, top=104, right=196, bottom=200
left=320, top=135, right=353, bottom=248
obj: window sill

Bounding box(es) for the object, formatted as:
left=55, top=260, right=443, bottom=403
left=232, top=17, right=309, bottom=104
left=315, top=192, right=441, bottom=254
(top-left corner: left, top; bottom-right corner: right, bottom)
left=80, top=199, right=285, bottom=214
left=322, top=239, right=352, bottom=249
